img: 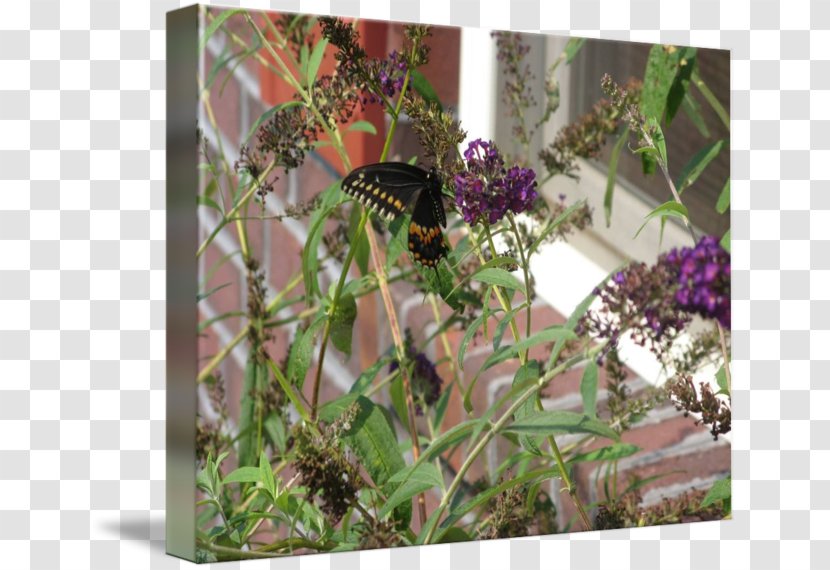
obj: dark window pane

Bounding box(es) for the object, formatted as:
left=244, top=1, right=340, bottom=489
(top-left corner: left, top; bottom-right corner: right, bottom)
left=569, top=41, right=730, bottom=237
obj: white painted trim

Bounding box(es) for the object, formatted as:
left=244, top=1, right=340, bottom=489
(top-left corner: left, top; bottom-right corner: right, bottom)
left=458, top=27, right=497, bottom=146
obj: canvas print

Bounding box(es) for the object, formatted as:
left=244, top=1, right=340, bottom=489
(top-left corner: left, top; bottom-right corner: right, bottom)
left=167, top=5, right=731, bottom=562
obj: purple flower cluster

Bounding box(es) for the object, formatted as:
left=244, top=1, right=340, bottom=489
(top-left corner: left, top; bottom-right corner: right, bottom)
left=580, top=235, right=730, bottom=357
left=664, top=236, right=731, bottom=329
left=389, top=335, right=443, bottom=415
left=377, top=50, right=407, bottom=97
left=454, top=139, right=538, bottom=225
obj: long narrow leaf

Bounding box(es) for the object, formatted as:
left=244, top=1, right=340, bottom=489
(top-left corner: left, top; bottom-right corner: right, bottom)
left=676, top=139, right=725, bottom=194
left=200, top=8, right=244, bottom=53
left=604, top=127, right=629, bottom=227
left=634, top=200, right=688, bottom=238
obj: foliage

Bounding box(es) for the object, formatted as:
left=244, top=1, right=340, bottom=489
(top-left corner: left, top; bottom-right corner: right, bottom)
left=194, top=10, right=731, bottom=559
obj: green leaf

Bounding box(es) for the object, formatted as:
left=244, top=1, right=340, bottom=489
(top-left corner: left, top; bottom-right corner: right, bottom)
left=306, top=38, right=328, bottom=87
left=446, top=256, right=521, bottom=300
left=604, top=127, right=629, bottom=227
left=200, top=8, right=244, bottom=53
left=303, top=180, right=342, bottom=301
left=266, top=359, right=310, bottom=423
left=410, top=69, right=442, bottom=109
left=641, top=44, right=687, bottom=124
left=634, top=200, right=689, bottom=238
left=237, top=357, right=267, bottom=467
left=319, top=395, right=410, bottom=522
left=197, top=310, right=245, bottom=334
left=472, top=268, right=524, bottom=293
left=513, top=360, right=543, bottom=456
left=564, top=38, right=586, bottom=63
left=433, top=383, right=452, bottom=428
left=528, top=199, right=588, bottom=256
left=715, top=365, right=729, bottom=396
left=349, top=357, right=388, bottom=395
left=620, top=471, right=681, bottom=497
left=379, top=463, right=442, bottom=518
left=437, top=528, right=471, bottom=544
left=665, top=48, right=697, bottom=126
left=330, top=292, right=357, bottom=357
left=286, top=313, right=326, bottom=388
left=493, top=307, right=521, bottom=351
left=580, top=361, right=598, bottom=418
left=692, top=69, right=730, bottom=130
left=419, top=419, right=481, bottom=464
left=222, top=466, right=261, bottom=484
left=648, top=117, right=668, bottom=166
left=347, top=204, right=370, bottom=276
left=677, top=139, right=725, bottom=194
left=243, top=100, right=303, bottom=145
left=197, top=282, right=231, bottom=302
left=480, top=326, right=576, bottom=373
left=464, top=327, right=576, bottom=413
left=389, top=373, right=409, bottom=429
left=720, top=229, right=730, bottom=253
left=198, top=194, right=224, bottom=214
left=716, top=178, right=730, bottom=214
left=681, top=91, right=710, bottom=138
left=259, top=451, right=277, bottom=500
left=505, top=410, right=619, bottom=441
left=700, top=477, right=731, bottom=508
left=263, top=411, right=288, bottom=454
left=457, top=313, right=485, bottom=371
left=346, top=120, right=378, bottom=135
left=568, top=443, right=641, bottom=464
left=418, top=467, right=560, bottom=544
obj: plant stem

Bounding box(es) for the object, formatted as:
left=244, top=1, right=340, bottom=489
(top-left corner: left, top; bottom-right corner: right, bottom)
left=199, top=78, right=251, bottom=259
left=549, top=433, right=593, bottom=530
left=309, top=66, right=412, bottom=419
left=197, top=272, right=304, bottom=383
left=196, top=161, right=277, bottom=259
left=309, top=212, right=367, bottom=419
left=478, top=225, right=524, bottom=361
left=365, top=223, right=428, bottom=526
left=507, top=213, right=533, bottom=353
left=428, top=293, right=462, bottom=393
left=423, top=345, right=603, bottom=543
left=199, top=541, right=280, bottom=559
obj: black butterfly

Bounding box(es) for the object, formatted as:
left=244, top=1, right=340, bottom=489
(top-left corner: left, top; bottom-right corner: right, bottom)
left=341, top=162, right=448, bottom=268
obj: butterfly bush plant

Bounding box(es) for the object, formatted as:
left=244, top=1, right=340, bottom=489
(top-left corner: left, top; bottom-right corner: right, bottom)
left=194, top=9, right=731, bottom=561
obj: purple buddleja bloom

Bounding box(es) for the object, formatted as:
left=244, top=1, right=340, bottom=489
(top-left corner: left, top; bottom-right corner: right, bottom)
left=454, top=139, right=538, bottom=225
left=389, top=331, right=443, bottom=415
left=664, top=235, right=731, bottom=329
left=578, top=260, right=691, bottom=358
left=377, top=50, right=407, bottom=97
left=580, top=235, right=730, bottom=358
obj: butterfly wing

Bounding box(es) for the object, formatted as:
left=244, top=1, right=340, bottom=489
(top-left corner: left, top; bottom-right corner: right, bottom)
left=408, top=188, right=448, bottom=268
left=341, top=162, right=427, bottom=221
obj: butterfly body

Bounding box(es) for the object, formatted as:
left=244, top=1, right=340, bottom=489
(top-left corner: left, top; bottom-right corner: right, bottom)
left=342, top=162, right=448, bottom=268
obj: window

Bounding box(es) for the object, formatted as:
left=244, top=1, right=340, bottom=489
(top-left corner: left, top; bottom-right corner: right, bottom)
left=568, top=41, right=730, bottom=238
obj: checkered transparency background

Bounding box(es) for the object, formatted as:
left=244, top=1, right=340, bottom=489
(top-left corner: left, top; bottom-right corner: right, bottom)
left=0, top=0, right=825, bottom=568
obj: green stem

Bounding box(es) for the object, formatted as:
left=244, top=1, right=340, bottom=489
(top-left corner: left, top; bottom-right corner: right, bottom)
left=423, top=345, right=603, bottom=543
left=196, top=161, right=277, bottom=259
left=197, top=271, right=304, bottom=383
left=478, top=225, right=525, bottom=364
left=507, top=213, right=533, bottom=353
left=198, top=541, right=280, bottom=559
left=309, top=66, right=413, bottom=420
